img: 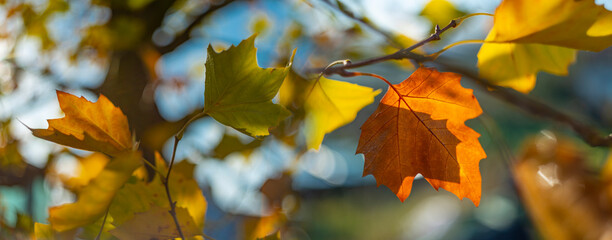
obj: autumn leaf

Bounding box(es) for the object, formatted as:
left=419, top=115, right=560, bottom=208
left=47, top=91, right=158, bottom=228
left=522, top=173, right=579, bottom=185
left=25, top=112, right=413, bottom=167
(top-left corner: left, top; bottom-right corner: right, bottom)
left=34, top=222, right=76, bottom=240
left=109, top=157, right=207, bottom=230
left=110, top=206, right=200, bottom=239
left=303, top=76, right=380, bottom=150
left=420, top=0, right=465, bottom=31
left=514, top=134, right=608, bottom=240
left=204, top=36, right=292, bottom=138
left=59, top=152, right=110, bottom=192
left=477, top=42, right=576, bottom=93
left=475, top=0, right=612, bottom=92
left=49, top=151, right=142, bottom=232
left=487, top=0, right=612, bottom=51
left=356, top=67, right=485, bottom=205
left=29, top=91, right=132, bottom=156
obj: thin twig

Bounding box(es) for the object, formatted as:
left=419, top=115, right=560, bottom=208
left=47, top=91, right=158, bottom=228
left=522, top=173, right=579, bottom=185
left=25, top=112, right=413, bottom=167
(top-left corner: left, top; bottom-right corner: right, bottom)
left=202, top=232, right=217, bottom=240
left=157, top=0, right=238, bottom=54
left=95, top=207, right=110, bottom=240
left=309, top=19, right=459, bottom=75
left=164, top=136, right=185, bottom=239
left=309, top=15, right=612, bottom=147
left=319, top=0, right=402, bottom=48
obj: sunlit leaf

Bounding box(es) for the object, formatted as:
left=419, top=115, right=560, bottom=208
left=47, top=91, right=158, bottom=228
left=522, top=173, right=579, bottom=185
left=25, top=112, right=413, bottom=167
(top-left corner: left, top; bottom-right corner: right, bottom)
left=304, top=76, right=380, bottom=149
left=110, top=158, right=206, bottom=230
left=477, top=42, right=576, bottom=93
left=204, top=36, right=292, bottom=138
left=357, top=67, right=485, bottom=205
left=488, top=0, right=612, bottom=51
left=60, top=152, right=110, bottom=192
left=29, top=91, right=132, bottom=156
left=420, top=0, right=466, bottom=30
left=109, top=206, right=200, bottom=240
left=49, top=151, right=142, bottom=231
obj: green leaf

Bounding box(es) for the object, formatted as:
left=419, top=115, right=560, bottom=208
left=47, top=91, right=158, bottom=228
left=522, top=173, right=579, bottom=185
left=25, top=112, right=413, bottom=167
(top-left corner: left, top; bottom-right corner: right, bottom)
left=48, top=151, right=142, bottom=232
left=204, top=36, right=292, bottom=138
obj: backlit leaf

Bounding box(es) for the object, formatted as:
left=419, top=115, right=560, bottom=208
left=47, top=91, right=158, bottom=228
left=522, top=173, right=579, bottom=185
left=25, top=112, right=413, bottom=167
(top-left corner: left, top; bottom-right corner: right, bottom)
left=29, top=91, right=132, bottom=156
left=488, top=0, right=612, bottom=51
left=109, top=158, right=207, bottom=230
left=59, top=152, right=110, bottom=192
left=204, top=36, right=291, bottom=138
left=304, top=77, right=380, bottom=149
left=477, top=42, right=576, bottom=93
left=420, top=0, right=465, bottom=30
left=109, top=206, right=200, bottom=240
left=49, top=151, right=142, bottom=232
left=357, top=67, right=485, bottom=205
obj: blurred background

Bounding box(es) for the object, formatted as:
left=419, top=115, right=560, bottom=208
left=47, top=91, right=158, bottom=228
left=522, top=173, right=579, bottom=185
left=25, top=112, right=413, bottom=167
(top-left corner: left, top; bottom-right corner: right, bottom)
left=2, top=0, right=612, bottom=239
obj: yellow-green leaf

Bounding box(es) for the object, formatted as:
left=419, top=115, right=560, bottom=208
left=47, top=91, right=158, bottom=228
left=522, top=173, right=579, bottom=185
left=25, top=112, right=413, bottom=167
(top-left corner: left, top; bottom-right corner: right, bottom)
left=49, top=151, right=142, bottom=232
left=204, top=36, right=291, bottom=138
left=488, top=0, right=612, bottom=51
left=34, top=222, right=76, bottom=240
left=168, top=161, right=207, bottom=229
left=30, top=91, right=132, bottom=156
left=109, top=206, right=200, bottom=240
left=109, top=159, right=206, bottom=230
left=304, top=77, right=380, bottom=149
left=477, top=42, right=576, bottom=93
left=420, top=0, right=465, bottom=30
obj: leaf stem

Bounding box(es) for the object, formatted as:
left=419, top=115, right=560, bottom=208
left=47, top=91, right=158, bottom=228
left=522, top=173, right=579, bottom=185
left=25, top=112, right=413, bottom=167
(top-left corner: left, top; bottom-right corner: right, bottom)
left=177, top=111, right=208, bottom=140
left=164, top=136, right=185, bottom=240
left=428, top=39, right=485, bottom=59
left=95, top=207, right=110, bottom=240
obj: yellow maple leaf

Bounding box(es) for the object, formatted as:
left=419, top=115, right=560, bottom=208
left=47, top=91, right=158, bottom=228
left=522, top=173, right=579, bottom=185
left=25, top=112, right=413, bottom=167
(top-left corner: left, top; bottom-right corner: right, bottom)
left=304, top=76, right=380, bottom=150
left=477, top=41, right=576, bottom=93
left=488, top=0, right=612, bottom=51
left=29, top=91, right=132, bottom=156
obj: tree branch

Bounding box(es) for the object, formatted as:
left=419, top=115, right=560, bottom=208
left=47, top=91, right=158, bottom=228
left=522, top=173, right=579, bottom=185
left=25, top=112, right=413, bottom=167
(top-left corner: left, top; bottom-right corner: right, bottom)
left=308, top=18, right=612, bottom=147
left=157, top=0, right=238, bottom=54
left=307, top=19, right=456, bottom=75
left=318, top=0, right=403, bottom=48
left=435, top=61, right=612, bottom=147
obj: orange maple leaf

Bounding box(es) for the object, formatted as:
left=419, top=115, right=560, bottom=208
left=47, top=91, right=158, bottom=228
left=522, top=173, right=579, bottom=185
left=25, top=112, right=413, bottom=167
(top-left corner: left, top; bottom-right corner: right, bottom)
left=29, top=90, right=133, bottom=156
left=356, top=67, right=486, bottom=206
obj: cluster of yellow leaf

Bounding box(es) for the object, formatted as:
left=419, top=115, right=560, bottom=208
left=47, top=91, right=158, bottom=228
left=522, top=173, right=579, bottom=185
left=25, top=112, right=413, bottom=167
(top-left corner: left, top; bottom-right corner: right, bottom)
left=478, top=0, right=612, bottom=92
left=29, top=91, right=207, bottom=240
